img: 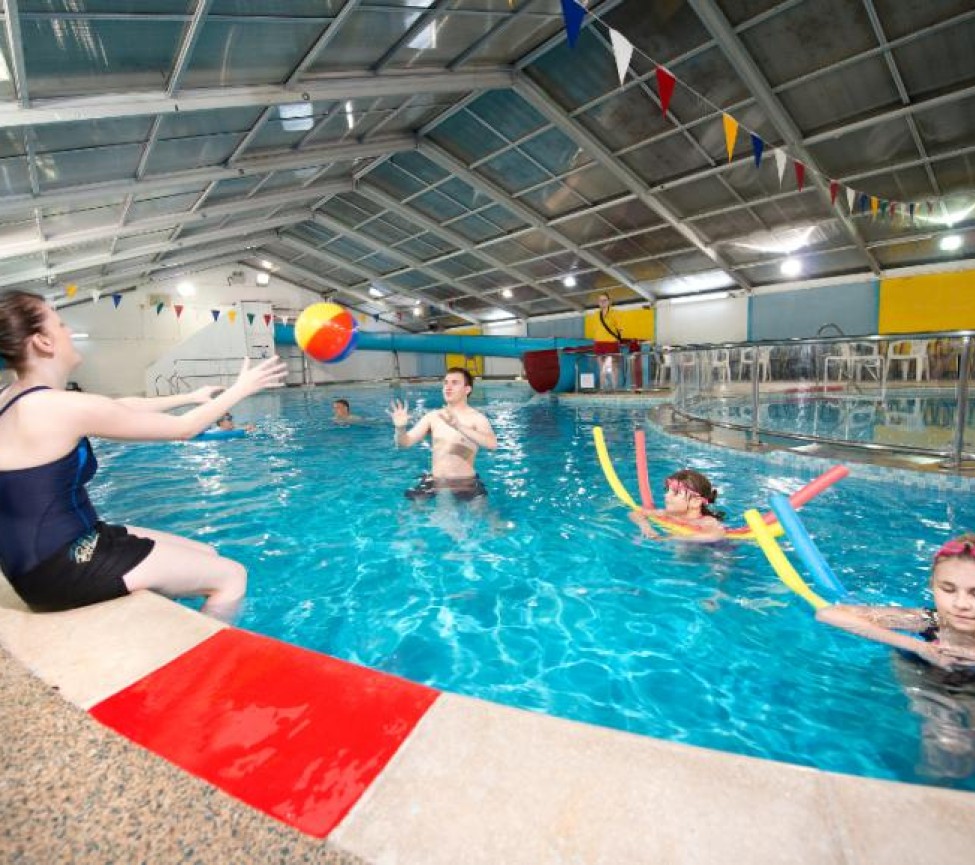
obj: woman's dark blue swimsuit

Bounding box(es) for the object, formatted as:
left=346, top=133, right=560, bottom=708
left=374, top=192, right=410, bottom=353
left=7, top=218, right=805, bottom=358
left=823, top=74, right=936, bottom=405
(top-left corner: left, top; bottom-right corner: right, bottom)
left=0, top=386, right=153, bottom=611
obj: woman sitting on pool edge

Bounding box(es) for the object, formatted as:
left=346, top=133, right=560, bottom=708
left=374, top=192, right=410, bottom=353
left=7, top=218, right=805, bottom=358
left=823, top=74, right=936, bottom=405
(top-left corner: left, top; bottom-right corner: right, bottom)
left=0, top=290, right=287, bottom=622
left=816, top=534, right=975, bottom=670
left=629, top=468, right=726, bottom=543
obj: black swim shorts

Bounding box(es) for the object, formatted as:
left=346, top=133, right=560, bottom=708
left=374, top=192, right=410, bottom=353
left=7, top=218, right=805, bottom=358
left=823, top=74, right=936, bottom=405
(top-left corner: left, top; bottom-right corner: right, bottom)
left=405, top=473, right=488, bottom=502
left=7, top=522, right=155, bottom=613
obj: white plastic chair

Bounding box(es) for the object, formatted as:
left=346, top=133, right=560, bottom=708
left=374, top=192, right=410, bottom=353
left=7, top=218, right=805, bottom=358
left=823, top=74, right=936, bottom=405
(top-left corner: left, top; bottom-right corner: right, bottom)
left=738, top=346, right=771, bottom=381
left=709, top=349, right=731, bottom=383
left=824, top=343, right=883, bottom=382
left=886, top=339, right=930, bottom=381
left=655, top=352, right=673, bottom=385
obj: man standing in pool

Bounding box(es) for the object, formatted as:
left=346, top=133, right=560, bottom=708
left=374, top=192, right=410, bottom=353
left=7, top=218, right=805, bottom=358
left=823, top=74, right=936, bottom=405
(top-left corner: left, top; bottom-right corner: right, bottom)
left=388, top=367, right=498, bottom=500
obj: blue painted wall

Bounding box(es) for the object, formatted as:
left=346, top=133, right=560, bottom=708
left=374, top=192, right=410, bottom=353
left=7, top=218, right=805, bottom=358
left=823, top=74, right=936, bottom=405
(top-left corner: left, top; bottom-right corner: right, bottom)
left=749, top=280, right=879, bottom=340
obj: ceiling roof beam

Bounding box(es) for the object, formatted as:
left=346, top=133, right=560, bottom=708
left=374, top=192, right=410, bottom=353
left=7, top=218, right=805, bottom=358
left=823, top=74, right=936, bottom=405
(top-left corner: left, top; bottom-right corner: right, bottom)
left=686, top=0, right=882, bottom=276
left=2, top=0, right=28, bottom=106
left=0, top=213, right=306, bottom=288
left=0, top=180, right=353, bottom=261
left=419, top=140, right=656, bottom=300
left=277, top=232, right=480, bottom=325
left=0, top=69, right=514, bottom=129
left=311, top=211, right=527, bottom=318
left=356, top=182, right=583, bottom=310
left=512, top=75, right=749, bottom=292
left=166, top=0, right=213, bottom=96
left=0, top=135, right=410, bottom=218
left=258, top=252, right=380, bottom=308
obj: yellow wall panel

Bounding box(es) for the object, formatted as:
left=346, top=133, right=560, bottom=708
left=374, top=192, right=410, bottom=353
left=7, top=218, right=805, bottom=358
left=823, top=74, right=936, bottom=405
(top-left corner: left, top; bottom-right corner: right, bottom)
left=583, top=307, right=655, bottom=341
left=445, top=326, right=483, bottom=377
left=879, top=270, right=975, bottom=333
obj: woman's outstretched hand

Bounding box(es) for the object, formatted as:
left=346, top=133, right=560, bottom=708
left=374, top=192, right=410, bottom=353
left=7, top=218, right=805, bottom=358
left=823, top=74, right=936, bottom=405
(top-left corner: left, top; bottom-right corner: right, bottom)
left=233, top=356, right=288, bottom=398
left=190, top=385, right=224, bottom=403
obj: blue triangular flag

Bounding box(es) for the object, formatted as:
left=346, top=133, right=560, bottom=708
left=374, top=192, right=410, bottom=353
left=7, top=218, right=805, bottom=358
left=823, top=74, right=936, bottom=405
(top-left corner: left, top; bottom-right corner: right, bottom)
left=560, top=0, right=586, bottom=47
left=750, top=134, right=764, bottom=169
left=211, top=309, right=220, bottom=322
left=111, top=293, right=122, bottom=308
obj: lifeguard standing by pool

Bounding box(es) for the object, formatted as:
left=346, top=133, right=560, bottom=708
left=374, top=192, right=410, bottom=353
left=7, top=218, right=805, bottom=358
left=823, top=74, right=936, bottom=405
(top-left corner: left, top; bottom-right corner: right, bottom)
left=388, top=367, right=498, bottom=500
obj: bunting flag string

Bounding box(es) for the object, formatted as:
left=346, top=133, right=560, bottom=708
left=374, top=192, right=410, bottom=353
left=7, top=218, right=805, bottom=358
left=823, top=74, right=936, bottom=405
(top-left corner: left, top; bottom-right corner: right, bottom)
left=111, top=294, right=122, bottom=308
left=562, top=0, right=951, bottom=223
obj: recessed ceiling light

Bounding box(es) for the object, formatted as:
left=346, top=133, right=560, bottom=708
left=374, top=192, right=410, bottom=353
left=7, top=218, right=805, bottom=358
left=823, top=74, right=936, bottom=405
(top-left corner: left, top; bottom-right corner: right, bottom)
left=412, top=305, right=423, bottom=317
left=177, top=281, right=196, bottom=297
left=256, top=272, right=270, bottom=286
left=501, top=287, right=513, bottom=299
left=940, top=234, right=963, bottom=251
left=562, top=275, right=577, bottom=288
left=260, top=260, right=274, bottom=269
left=780, top=258, right=802, bottom=278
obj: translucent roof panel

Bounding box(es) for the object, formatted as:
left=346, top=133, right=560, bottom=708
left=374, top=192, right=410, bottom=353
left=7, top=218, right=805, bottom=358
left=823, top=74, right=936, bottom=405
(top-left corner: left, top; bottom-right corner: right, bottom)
left=4, top=0, right=973, bottom=315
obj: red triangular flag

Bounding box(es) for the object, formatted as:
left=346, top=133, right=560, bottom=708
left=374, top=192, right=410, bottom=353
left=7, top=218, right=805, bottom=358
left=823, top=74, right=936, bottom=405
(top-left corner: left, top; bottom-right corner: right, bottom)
left=829, top=181, right=839, bottom=205
left=174, top=304, right=184, bottom=319
left=656, top=67, right=676, bottom=116
left=794, top=161, right=805, bottom=192
left=263, top=313, right=272, bottom=327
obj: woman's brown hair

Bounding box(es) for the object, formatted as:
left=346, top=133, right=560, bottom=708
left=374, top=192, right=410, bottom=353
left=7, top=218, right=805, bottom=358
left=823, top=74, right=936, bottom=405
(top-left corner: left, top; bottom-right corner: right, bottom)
left=0, top=290, right=47, bottom=372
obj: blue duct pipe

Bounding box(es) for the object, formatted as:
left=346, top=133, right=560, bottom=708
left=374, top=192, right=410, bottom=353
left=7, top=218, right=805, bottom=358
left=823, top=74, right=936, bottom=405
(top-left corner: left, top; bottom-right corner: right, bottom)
left=274, top=324, right=589, bottom=358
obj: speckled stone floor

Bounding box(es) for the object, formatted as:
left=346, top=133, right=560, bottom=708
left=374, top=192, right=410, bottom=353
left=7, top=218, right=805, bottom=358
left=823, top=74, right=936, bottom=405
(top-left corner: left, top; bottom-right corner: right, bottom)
left=0, top=646, right=369, bottom=865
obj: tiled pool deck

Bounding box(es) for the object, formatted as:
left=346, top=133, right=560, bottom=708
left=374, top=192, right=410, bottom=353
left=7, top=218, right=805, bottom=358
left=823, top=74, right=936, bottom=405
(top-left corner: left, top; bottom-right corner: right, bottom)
left=4, top=389, right=975, bottom=864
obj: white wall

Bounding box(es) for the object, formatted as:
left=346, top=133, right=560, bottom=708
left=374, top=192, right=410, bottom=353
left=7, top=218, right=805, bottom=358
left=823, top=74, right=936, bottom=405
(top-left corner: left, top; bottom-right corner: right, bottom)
left=57, top=265, right=418, bottom=395
left=481, top=320, right=527, bottom=378
left=655, top=295, right=749, bottom=345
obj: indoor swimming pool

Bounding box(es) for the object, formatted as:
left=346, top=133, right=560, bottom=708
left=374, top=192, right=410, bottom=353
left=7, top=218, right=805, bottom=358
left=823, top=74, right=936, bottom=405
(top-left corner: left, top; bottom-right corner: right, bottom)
left=92, top=384, right=975, bottom=790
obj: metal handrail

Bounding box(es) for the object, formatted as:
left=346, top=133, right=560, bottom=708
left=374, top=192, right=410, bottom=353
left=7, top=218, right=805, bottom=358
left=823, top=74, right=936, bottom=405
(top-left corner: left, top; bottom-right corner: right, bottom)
left=667, top=333, right=974, bottom=467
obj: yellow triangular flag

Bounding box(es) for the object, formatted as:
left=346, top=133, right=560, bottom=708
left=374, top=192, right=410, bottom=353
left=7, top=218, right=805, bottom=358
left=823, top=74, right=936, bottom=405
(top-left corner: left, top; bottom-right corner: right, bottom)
left=66, top=283, right=78, bottom=297
left=722, top=115, right=738, bottom=163
left=228, top=309, right=237, bottom=324
left=870, top=196, right=879, bottom=218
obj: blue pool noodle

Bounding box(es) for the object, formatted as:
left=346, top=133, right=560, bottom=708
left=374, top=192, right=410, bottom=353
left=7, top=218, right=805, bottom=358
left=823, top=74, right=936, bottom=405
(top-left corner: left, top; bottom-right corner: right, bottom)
left=769, top=493, right=850, bottom=602
left=193, top=428, right=247, bottom=441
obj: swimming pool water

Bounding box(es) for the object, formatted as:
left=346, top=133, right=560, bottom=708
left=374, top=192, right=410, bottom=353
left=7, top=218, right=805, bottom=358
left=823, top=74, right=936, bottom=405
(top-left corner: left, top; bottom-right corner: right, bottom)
left=94, top=385, right=975, bottom=791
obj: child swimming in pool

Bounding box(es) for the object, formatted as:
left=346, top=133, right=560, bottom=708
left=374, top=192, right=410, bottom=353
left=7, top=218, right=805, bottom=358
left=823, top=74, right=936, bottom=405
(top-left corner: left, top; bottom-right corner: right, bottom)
left=629, top=468, right=726, bottom=543
left=818, top=535, right=975, bottom=778
left=816, top=534, right=975, bottom=669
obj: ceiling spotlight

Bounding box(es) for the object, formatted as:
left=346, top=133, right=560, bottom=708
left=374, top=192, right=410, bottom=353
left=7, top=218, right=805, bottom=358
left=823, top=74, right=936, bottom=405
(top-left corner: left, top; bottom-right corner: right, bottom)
left=562, top=274, right=577, bottom=288
left=780, top=258, right=802, bottom=278
left=368, top=285, right=384, bottom=298
left=260, top=259, right=274, bottom=269
left=940, top=234, right=963, bottom=252
left=256, top=272, right=270, bottom=286
left=501, top=287, right=513, bottom=299
left=177, top=281, right=196, bottom=297
left=412, top=305, right=423, bottom=317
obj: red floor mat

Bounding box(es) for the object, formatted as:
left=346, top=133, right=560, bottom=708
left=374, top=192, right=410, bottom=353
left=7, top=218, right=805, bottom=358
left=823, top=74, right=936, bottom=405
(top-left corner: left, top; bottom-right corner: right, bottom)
left=90, top=629, right=439, bottom=837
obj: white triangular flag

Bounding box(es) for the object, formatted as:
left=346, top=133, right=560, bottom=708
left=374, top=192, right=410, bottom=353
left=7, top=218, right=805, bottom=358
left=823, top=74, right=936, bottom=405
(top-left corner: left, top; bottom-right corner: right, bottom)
left=774, top=148, right=787, bottom=186
left=91, top=289, right=102, bottom=304
left=609, top=29, right=634, bottom=88
left=846, top=187, right=856, bottom=212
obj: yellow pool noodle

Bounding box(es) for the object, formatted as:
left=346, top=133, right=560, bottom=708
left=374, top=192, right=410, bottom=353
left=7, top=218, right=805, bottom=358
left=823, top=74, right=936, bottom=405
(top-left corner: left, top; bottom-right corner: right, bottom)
left=744, top=509, right=828, bottom=610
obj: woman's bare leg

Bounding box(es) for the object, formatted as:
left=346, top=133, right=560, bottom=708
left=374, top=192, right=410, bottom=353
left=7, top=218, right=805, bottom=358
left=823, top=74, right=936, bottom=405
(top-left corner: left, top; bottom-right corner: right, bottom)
left=121, top=534, right=247, bottom=622
left=126, top=525, right=218, bottom=556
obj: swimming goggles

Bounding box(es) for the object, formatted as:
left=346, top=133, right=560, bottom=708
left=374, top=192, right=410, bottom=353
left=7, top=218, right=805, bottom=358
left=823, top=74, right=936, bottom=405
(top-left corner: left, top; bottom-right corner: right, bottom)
left=664, top=480, right=702, bottom=499
left=934, top=539, right=975, bottom=563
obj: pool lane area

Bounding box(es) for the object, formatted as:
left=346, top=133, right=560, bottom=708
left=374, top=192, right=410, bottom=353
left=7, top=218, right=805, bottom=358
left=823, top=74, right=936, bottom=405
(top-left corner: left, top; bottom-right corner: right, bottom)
left=3, top=577, right=975, bottom=865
